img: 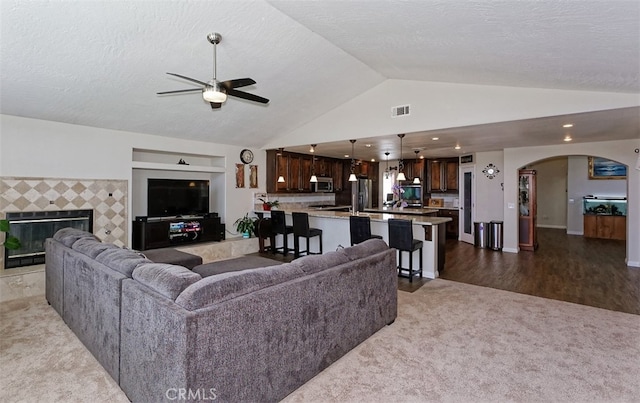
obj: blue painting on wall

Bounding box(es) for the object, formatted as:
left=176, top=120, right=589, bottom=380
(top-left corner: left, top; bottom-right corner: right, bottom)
left=588, top=157, right=627, bottom=179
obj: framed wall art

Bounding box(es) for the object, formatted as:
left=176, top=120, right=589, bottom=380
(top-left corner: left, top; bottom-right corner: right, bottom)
left=588, top=157, right=626, bottom=180
left=249, top=165, right=258, bottom=188
left=235, top=163, right=245, bottom=188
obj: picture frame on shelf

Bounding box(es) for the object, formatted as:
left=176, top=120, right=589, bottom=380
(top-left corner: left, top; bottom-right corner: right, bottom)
left=588, top=157, right=627, bottom=180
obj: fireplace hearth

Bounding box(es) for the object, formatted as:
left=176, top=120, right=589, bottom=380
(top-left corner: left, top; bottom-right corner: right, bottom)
left=4, top=210, right=93, bottom=269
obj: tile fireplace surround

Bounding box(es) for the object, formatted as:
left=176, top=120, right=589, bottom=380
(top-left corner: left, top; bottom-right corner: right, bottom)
left=0, top=177, right=128, bottom=273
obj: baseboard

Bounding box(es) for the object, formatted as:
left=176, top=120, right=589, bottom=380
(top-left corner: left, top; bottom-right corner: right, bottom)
left=537, top=225, right=567, bottom=229
left=626, top=260, right=640, bottom=268
left=567, top=230, right=583, bottom=236
left=502, top=247, right=518, bottom=253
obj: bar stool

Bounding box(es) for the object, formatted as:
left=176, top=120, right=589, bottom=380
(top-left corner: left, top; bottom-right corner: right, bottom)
left=292, top=212, right=323, bottom=258
left=270, top=210, right=293, bottom=256
left=349, top=215, right=383, bottom=246
left=388, top=218, right=423, bottom=282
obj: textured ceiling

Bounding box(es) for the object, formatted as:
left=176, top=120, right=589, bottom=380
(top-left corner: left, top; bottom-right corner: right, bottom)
left=1, top=0, right=638, bottom=154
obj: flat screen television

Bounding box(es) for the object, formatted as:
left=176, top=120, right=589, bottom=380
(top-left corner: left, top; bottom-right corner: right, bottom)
left=147, top=179, right=210, bottom=217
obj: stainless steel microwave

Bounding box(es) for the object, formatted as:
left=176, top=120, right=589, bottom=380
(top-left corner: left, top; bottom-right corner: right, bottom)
left=311, top=177, right=333, bottom=192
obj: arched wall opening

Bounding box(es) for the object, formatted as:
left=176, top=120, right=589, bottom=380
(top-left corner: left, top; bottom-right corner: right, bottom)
left=502, top=139, right=639, bottom=267
left=515, top=155, right=628, bottom=262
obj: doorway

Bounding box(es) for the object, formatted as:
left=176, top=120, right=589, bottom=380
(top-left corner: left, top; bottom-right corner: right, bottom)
left=459, top=166, right=474, bottom=244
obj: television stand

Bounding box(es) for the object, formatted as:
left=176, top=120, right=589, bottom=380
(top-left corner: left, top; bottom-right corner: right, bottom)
left=132, top=214, right=225, bottom=251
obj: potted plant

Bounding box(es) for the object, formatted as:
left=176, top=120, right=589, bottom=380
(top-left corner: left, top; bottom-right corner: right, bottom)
left=259, top=198, right=279, bottom=211
left=0, top=219, right=21, bottom=250
left=234, top=213, right=256, bottom=238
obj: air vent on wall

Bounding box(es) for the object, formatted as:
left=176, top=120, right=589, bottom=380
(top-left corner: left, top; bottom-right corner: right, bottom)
left=391, top=104, right=410, bottom=117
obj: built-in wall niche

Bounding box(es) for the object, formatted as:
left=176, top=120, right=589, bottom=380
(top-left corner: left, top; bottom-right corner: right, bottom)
left=131, top=148, right=227, bottom=219
left=132, top=148, right=225, bottom=173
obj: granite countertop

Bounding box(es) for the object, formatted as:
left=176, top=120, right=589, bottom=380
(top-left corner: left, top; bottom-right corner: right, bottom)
left=364, top=207, right=440, bottom=215
left=254, top=208, right=452, bottom=225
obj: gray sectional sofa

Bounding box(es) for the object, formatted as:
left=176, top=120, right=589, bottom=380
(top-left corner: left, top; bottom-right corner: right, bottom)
left=45, top=228, right=398, bottom=402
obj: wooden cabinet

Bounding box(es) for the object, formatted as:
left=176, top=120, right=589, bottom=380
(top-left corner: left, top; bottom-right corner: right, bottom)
left=427, top=158, right=458, bottom=193
left=267, top=150, right=359, bottom=194
left=518, top=169, right=537, bottom=251
left=584, top=215, right=626, bottom=240
left=132, top=216, right=224, bottom=251
left=332, top=160, right=344, bottom=191
left=438, top=209, right=459, bottom=239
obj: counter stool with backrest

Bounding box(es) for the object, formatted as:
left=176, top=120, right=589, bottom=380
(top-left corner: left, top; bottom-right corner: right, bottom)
left=292, top=212, right=323, bottom=258
left=388, top=218, right=423, bottom=282
left=349, top=215, right=383, bottom=246
left=270, top=210, right=293, bottom=256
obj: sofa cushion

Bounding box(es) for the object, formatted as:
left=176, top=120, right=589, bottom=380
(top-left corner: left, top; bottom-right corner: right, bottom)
left=192, top=256, right=281, bottom=278
left=53, top=227, right=97, bottom=248
left=95, top=248, right=150, bottom=277
left=175, top=263, right=305, bottom=311
left=72, top=237, right=120, bottom=258
left=295, top=250, right=350, bottom=275
left=132, top=263, right=202, bottom=301
left=340, top=238, right=389, bottom=261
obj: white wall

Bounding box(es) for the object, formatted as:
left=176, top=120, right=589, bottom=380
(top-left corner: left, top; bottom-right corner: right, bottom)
left=0, top=115, right=267, bottom=241
left=530, top=157, right=568, bottom=229
left=502, top=139, right=640, bottom=267
left=265, top=80, right=640, bottom=148
left=472, top=151, right=505, bottom=222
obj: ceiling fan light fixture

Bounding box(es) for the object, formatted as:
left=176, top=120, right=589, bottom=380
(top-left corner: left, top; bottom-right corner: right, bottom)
left=202, top=83, right=227, bottom=103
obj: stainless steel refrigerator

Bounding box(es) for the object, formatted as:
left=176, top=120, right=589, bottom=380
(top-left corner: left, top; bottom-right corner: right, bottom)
left=351, top=178, right=373, bottom=212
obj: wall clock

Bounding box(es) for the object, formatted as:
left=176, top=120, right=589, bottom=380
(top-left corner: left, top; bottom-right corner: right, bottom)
left=240, top=149, right=254, bottom=164
left=483, top=163, right=500, bottom=179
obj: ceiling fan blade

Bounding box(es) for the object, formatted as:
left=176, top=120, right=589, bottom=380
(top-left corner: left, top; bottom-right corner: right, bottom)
left=220, top=78, right=256, bottom=89
left=166, top=72, right=208, bottom=86
left=157, top=88, right=202, bottom=95
left=210, top=102, right=222, bottom=109
left=227, top=89, right=269, bottom=104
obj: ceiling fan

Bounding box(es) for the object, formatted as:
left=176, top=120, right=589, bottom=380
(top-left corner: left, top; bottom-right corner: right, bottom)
left=157, top=33, right=269, bottom=109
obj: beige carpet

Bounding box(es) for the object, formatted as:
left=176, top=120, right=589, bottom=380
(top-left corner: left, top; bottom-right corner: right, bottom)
left=1, top=280, right=639, bottom=402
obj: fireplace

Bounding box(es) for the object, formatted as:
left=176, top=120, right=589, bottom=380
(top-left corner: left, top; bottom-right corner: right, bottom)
left=4, top=210, right=93, bottom=269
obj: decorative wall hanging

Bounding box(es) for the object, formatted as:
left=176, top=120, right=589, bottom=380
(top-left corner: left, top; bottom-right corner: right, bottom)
left=483, top=163, right=500, bottom=179
left=249, top=165, right=258, bottom=188
left=588, top=157, right=627, bottom=179
left=235, top=163, right=245, bottom=188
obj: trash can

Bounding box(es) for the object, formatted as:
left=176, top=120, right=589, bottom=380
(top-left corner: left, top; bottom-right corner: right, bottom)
left=489, top=220, right=503, bottom=251
left=474, top=222, right=489, bottom=248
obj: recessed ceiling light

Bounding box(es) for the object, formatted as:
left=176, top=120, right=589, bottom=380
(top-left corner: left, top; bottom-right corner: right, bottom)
left=454, top=144, right=461, bottom=150
left=365, top=144, right=372, bottom=148
left=371, top=158, right=375, bottom=162
left=564, top=136, right=572, bottom=142
left=432, top=137, right=439, bottom=140
left=344, top=154, right=349, bottom=158
left=563, top=124, right=573, bottom=128
left=420, top=156, right=424, bottom=159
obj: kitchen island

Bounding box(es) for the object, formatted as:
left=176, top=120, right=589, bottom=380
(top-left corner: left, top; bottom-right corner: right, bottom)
left=255, top=209, right=451, bottom=278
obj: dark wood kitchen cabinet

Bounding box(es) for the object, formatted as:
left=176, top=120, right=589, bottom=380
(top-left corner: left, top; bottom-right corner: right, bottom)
left=428, top=158, right=458, bottom=193
left=267, top=150, right=352, bottom=193
left=438, top=209, right=459, bottom=239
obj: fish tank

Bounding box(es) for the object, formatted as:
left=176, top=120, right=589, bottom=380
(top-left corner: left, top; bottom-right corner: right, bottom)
left=583, top=196, right=627, bottom=216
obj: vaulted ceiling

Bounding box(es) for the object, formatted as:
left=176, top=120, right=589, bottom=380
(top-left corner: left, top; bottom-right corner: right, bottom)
left=1, top=0, right=638, bottom=160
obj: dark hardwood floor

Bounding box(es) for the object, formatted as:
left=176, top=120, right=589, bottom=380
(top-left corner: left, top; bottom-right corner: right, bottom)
left=440, top=228, right=640, bottom=315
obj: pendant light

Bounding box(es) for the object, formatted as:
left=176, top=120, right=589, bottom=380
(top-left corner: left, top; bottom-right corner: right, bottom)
left=276, top=148, right=285, bottom=183
left=348, top=140, right=357, bottom=182
left=397, top=134, right=406, bottom=181
left=310, top=144, right=318, bottom=183
left=413, top=150, right=421, bottom=184
left=384, top=151, right=390, bottom=179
